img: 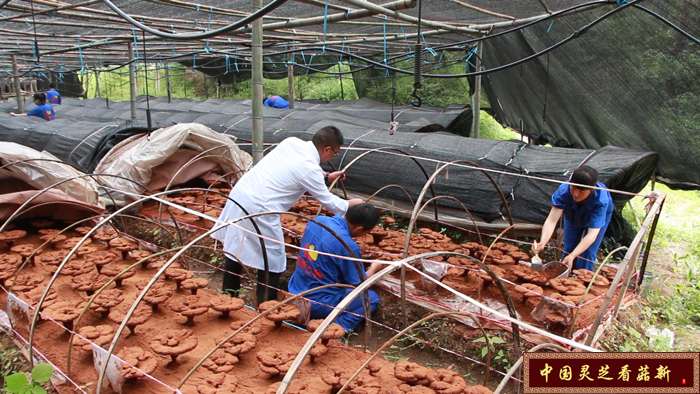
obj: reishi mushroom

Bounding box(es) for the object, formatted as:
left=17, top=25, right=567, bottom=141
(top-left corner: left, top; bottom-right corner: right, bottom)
left=201, top=349, right=239, bottom=373
left=256, top=348, right=295, bottom=376
left=108, top=302, right=153, bottom=335
left=258, top=300, right=301, bottom=328
left=150, top=328, right=198, bottom=364
left=306, top=319, right=347, bottom=346
left=210, top=294, right=245, bottom=319
left=88, top=288, right=124, bottom=318
left=41, top=300, right=85, bottom=331
left=168, top=295, right=211, bottom=325
left=72, top=324, right=116, bottom=351
left=116, top=346, right=159, bottom=380
left=181, top=278, right=209, bottom=295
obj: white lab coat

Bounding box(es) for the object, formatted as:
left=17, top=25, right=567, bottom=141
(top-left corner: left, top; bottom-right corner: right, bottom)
left=212, top=137, right=349, bottom=273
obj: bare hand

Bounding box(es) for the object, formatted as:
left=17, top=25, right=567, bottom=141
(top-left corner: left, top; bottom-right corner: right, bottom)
left=562, top=254, right=576, bottom=273
left=327, top=170, right=346, bottom=183
left=531, top=240, right=543, bottom=255
left=9, top=112, right=16, bottom=116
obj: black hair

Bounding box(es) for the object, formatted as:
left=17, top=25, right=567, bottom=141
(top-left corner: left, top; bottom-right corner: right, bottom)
left=312, top=126, right=344, bottom=149
left=345, top=203, right=380, bottom=231
left=49, top=83, right=56, bottom=89
left=33, top=92, right=46, bottom=104
left=571, top=165, right=598, bottom=188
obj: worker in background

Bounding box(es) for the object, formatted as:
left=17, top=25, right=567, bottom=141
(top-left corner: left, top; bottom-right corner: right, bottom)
left=9, top=92, right=55, bottom=121
left=46, top=83, right=61, bottom=105
left=532, top=165, right=614, bottom=272
left=263, top=94, right=290, bottom=109
left=212, top=126, right=363, bottom=303
left=288, top=203, right=383, bottom=332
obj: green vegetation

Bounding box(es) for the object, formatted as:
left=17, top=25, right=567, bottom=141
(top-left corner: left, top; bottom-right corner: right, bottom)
left=3, top=363, right=53, bottom=394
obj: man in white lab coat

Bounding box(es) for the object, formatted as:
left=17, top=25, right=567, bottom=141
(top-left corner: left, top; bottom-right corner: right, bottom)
left=212, top=126, right=363, bottom=303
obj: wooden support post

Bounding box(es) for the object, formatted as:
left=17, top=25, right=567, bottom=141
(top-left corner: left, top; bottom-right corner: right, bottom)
left=287, top=52, right=295, bottom=109
left=155, top=63, right=161, bottom=95
left=128, top=42, right=137, bottom=119
left=95, top=70, right=101, bottom=98
left=165, top=61, right=172, bottom=103
left=12, top=54, right=23, bottom=113
left=251, top=0, right=264, bottom=164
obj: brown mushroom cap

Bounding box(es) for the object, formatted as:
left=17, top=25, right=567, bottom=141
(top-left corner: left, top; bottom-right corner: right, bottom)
left=0, top=229, right=27, bottom=242
left=181, top=278, right=209, bottom=295
left=150, top=329, right=198, bottom=364
left=141, top=282, right=174, bottom=310
left=309, top=342, right=328, bottom=362
left=258, top=300, right=301, bottom=328
left=215, top=332, right=257, bottom=356
left=93, top=229, right=119, bottom=242
left=306, top=319, right=346, bottom=345
left=164, top=268, right=194, bottom=288
left=321, top=366, right=349, bottom=391
left=0, top=253, right=22, bottom=267
left=348, top=375, right=382, bottom=394
left=116, top=346, right=158, bottom=379
left=169, top=295, right=211, bottom=325
left=202, top=349, right=239, bottom=373
left=427, top=368, right=467, bottom=394
left=573, top=269, right=610, bottom=287
left=60, top=237, right=92, bottom=250
left=229, top=320, right=263, bottom=335
left=38, top=228, right=60, bottom=236
left=35, top=250, right=75, bottom=266
left=73, top=324, right=116, bottom=352
left=41, top=300, right=85, bottom=331
left=514, top=283, right=544, bottom=298
left=129, top=250, right=157, bottom=269
left=0, top=265, right=17, bottom=286
left=100, top=264, right=136, bottom=287
left=88, top=288, right=124, bottom=317
left=73, top=226, right=93, bottom=235
left=40, top=233, right=67, bottom=245
left=508, top=251, right=530, bottom=262
left=60, top=259, right=96, bottom=276
left=549, top=277, right=587, bottom=296
left=70, top=273, right=111, bottom=295
left=197, top=373, right=240, bottom=394
left=108, top=302, right=153, bottom=335
left=394, top=361, right=430, bottom=384
left=257, top=349, right=296, bottom=376
left=210, top=294, right=245, bottom=318
left=85, top=250, right=120, bottom=272
left=463, top=384, right=493, bottom=394
left=367, top=360, right=383, bottom=376
left=11, top=243, right=43, bottom=258
left=7, top=273, right=45, bottom=292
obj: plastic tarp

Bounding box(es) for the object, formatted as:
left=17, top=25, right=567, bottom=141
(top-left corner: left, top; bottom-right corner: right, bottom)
left=94, top=123, right=252, bottom=206
left=0, top=142, right=105, bottom=221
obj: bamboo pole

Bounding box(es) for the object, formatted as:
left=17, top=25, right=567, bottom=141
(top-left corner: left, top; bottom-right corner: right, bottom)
left=11, top=54, right=22, bottom=113
left=165, top=61, right=172, bottom=103
left=471, top=40, right=482, bottom=138
left=287, top=51, right=295, bottom=108
left=128, top=42, right=137, bottom=119
left=251, top=0, right=264, bottom=165
left=95, top=70, right=101, bottom=98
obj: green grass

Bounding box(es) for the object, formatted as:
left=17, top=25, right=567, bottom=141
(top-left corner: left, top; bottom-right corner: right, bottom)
left=622, top=184, right=700, bottom=327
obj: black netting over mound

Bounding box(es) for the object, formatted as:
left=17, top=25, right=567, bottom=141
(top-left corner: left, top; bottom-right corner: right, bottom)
left=481, top=0, right=700, bottom=189
left=0, top=97, right=658, bottom=246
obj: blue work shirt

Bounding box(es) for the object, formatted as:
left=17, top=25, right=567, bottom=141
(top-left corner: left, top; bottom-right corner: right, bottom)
left=26, top=104, right=55, bottom=121
left=288, top=215, right=364, bottom=300
left=263, top=96, right=290, bottom=109
left=551, top=182, right=614, bottom=229
left=46, top=89, right=61, bottom=105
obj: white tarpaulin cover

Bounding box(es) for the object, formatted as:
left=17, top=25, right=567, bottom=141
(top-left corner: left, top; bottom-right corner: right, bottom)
left=0, top=142, right=101, bottom=207
left=95, top=123, right=252, bottom=206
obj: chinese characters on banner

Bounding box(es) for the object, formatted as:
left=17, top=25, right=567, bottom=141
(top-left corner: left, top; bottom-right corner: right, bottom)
left=524, top=352, right=699, bottom=393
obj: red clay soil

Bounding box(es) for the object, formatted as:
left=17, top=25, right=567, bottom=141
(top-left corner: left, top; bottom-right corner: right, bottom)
left=0, top=220, right=494, bottom=394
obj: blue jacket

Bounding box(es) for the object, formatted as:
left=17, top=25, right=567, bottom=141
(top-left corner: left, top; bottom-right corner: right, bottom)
left=551, top=182, right=614, bottom=229
left=263, top=96, right=290, bottom=109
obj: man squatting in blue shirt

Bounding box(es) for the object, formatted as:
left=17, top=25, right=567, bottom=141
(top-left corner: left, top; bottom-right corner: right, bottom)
left=288, top=203, right=383, bottom=332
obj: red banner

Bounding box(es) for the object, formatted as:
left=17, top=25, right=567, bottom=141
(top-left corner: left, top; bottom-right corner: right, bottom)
left=524, top=352, right=699, bottom=393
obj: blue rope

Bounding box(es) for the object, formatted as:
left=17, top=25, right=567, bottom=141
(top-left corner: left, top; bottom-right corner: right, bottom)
left=616, top=0, right=627, bottom=4
left=547, top=20, right=554, bottom=33
left=400, top=25, right=412, bottom=54
left=225, top=55, right=230, bottom=74
left=322, top=0, right=329, bottom=49
left=131, top=29, right=140, bottom=59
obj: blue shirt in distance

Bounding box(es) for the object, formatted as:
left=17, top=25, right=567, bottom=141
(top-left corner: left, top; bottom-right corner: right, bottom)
left=46, top=89, right=61, bottom=105
left=551, top=181, right=614, bottom=229
left=27, top=104, right=55, bottom=121
left=263, top=95, right=290, bottom=109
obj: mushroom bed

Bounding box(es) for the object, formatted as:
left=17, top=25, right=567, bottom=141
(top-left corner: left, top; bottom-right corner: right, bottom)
left=0, top=219, right=495, bottom=394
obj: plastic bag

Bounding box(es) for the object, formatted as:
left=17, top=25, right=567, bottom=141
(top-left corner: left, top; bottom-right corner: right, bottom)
left=421, top=259, right=448, bottom=294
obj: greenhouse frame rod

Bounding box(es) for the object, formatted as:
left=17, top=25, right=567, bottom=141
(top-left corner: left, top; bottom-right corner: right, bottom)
left=251, top=0, right=264, bottom=165
left=0, top=0, right=101, bottom=22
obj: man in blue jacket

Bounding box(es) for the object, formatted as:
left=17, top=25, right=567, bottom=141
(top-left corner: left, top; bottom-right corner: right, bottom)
left=263, top=94, right=290, bottom=109
left=532, top=165, right=614, bottom=271
left=46, top=83, right=61, bottom=105
left=10, top=93, right=55, bottom=121
left=288, top=203, right=383, bottom=332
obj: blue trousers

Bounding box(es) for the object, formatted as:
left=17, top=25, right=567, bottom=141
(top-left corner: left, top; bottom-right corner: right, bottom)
left=309, top=288, right=380, bottom=332
left=563, top=220, right=610, bottom=271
